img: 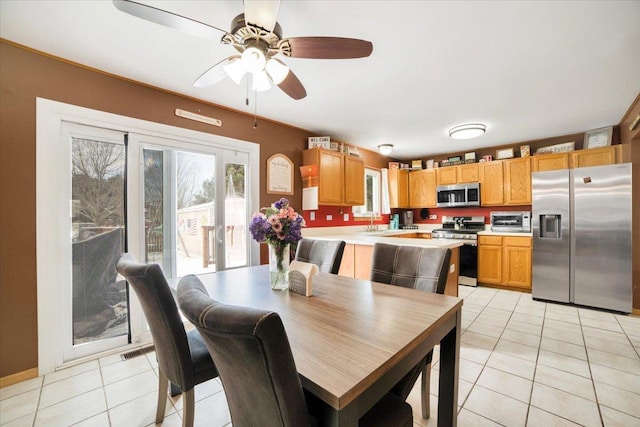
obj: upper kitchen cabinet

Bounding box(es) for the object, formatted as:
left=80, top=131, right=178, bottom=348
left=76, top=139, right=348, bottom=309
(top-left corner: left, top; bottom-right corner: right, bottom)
left=531, top=152, right=570, bottom=172
left=504, top=157, right=531, bottom=205
left=388, top=168, right=410, bottom=208
left=302, top=148, right=364, bottom=206
left=571, top=145, right=619, bottom=168
left=436, top=167, right=458, bottom=185
left=457, top=163, right=479, bottom=183
left=435, top=163, right=479, bottom=185
left=344, top=156, right=365, bottom=205
left=479, top=161, right=504, bottom=206
left=479, top=158, right=531, bottom=206
left=409, top=169, right=437, bottom=208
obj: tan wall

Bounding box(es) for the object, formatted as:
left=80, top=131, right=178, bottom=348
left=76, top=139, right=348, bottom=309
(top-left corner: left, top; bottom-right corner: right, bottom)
left=0, top=41, right=312, bottom=378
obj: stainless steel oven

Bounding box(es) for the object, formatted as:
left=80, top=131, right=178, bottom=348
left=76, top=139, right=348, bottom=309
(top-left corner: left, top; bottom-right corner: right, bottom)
left=431, top=216, right=485, bottom=286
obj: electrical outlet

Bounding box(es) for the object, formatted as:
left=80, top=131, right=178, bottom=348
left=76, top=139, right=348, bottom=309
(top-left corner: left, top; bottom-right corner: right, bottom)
left=429, top=214, right=438, bottom=220
left=326, top=215, right=333, bottom=221
left=310, top=212, right=315, bottom=221
left=449, top=264, right=455, bottom=273
left=343, top=213, right=349, bottom=221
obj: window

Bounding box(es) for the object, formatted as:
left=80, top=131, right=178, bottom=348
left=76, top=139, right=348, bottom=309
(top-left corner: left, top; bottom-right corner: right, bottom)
left=352, top=168, right=381, bottom=218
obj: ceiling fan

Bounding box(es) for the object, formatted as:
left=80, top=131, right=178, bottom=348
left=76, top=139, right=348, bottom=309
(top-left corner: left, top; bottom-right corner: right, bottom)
left=113, top=0, right=374, bottom=100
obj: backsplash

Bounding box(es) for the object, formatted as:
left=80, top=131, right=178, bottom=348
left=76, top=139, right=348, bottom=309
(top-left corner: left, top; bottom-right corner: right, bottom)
left=405, top=205, right=531, bottom=225
left=301, top=205, right=390, bottom=227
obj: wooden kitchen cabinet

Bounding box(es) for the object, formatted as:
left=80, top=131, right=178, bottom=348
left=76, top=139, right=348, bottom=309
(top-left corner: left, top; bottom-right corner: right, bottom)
left=302, top=148, right=364, bottom=206
left=479, top=158, right=531, bottom=206
left=478, top=235, right=532, bottom=289
left=478, top=235, right=503, bottom=284
left=503, top=237, right=532, bottom=289
left=344, top=156, right=365, bottom=205
left=479, top=161, right=505, bottom=206
left=436, top=166, right=458, bottom=185
left=571, top=146, right=618, bottom=168
left=504, top=157, right=531, bottom=205
left=531, top=152, right=570, bottom=172
left=338, top=243, right=373, bottom=280
left=409, top=169, right=437, bottom=207
left=388, top=168, right=410, bottom=208
left=457, top=163, right=479, bottom=183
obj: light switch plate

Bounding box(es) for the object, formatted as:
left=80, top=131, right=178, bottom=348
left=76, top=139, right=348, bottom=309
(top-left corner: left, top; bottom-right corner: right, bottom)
left=449, top=264, right=455, bottom=273
left=310, top=212, right=315, bottom=221
left=326, top=215, right=332, bottom=220
left=429, top=214, right=438, bottom=220
left=343, top=213, right=349, bottom=221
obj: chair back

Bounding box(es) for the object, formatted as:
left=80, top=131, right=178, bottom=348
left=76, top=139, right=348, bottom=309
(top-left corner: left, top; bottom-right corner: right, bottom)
left=295, top=239, right=346, bottom=274
left=115, top=253, right=195, bottom=390
left=177, top=275, right=310, bottom=427
left=370, top=243, right=451, bottom=294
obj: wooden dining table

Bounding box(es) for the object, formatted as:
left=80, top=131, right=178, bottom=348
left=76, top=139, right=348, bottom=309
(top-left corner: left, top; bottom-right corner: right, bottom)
left=176, top=265, right=462, bottom=427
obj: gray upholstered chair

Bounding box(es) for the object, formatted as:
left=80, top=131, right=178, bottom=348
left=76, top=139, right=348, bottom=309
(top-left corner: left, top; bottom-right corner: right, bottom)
left=177, top=274, right=413, bottom=427
left=115, top=254, right=218, bottom=427
left=295, top=238, right=346, bottom=274
left=370, top=243, right=452, bottom=419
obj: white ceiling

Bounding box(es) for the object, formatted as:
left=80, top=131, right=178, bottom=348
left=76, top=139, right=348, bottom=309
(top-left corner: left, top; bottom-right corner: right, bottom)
left=2, top=1, right=639, bottom=159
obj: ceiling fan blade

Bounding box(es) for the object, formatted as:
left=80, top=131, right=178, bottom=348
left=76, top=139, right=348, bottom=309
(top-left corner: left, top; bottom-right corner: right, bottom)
left=113, top=0, right=228, bottom=41
left=243, top=0, right=280, bottom=33
left=277, top=69, right=307, bottom=100
left=285, top=37, right=373, bottom=59
left=193, top=57, right=237, bottom=88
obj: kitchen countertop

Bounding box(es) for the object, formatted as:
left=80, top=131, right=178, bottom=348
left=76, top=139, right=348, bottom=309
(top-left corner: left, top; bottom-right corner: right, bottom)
left=477, top=230, right=533, bottom=237
left=302, top=227, right=463, bottom=249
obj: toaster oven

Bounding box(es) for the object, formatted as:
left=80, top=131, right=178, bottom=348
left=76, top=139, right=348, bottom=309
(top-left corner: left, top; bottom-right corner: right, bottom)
left=490, top=211, right=531, bottom=232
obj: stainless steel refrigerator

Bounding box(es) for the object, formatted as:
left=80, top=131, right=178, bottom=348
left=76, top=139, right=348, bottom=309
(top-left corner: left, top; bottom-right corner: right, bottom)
left=532, top=163, right=632, bottom=313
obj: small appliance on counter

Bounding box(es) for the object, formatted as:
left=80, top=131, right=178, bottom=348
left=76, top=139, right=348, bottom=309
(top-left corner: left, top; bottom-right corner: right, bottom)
left=490, top=211, right=531, bottom=232
left=389, top=214, right=400, bottom=230
left=401, top=211, right=418, bottom=230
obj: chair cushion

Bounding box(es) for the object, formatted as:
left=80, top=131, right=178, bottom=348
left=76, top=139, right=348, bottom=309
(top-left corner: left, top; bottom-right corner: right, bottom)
left=186, top=329, right=218, bottom=385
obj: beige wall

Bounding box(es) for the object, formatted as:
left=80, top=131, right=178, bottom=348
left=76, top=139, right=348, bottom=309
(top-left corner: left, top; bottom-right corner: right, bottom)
left=0, top=41, right=314, bottom=378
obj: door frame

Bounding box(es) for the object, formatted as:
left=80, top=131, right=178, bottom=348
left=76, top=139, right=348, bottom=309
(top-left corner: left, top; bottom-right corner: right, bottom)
left=36, top=98, right=260, bottom=375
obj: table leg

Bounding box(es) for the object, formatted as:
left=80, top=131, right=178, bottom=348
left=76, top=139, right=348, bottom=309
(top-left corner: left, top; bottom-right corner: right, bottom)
left=437, top=308, right=461, bottom=427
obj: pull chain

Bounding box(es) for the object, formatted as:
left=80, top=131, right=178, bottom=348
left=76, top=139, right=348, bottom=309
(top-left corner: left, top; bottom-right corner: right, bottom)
left=253, top=89, right=258, bottom=129
left=245, top=78, right=249, bottom=106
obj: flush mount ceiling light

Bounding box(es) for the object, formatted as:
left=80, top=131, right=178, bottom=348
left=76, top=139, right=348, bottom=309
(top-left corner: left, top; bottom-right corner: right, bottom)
left=378, top=144, right=394, bottom=155
left=449, top=123, right=487, bottom=140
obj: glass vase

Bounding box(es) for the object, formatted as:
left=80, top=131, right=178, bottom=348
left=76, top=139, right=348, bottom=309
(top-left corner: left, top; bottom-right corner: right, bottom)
left=268, top=244, right=290, bottom=290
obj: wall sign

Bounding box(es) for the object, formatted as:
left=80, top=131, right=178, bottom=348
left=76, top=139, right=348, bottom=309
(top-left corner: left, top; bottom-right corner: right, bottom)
left=267, top=154, right=294, bottom=195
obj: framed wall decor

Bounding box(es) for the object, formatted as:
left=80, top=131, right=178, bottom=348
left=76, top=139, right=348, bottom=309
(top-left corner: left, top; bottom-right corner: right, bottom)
left=584, top=126, right=613, bottom=149
left=496, top=148, right=514, bottom=159
left=266, top=153, right=294, bottom=195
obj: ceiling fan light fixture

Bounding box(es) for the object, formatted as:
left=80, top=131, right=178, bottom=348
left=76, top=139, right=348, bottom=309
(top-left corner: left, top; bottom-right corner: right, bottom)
left=265, top=58, right=289, bottom=84
left=378, top=144, right=394, bottom=156
left=223, top=57, right=247, bottom=84
left=252, top=70, right=272, bottom=92
left=241, top=46, right=267, bottom=74
left=449, top=123, right=487, bottom=140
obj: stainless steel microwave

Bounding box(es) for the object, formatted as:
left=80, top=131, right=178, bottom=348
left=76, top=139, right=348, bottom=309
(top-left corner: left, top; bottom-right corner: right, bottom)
left=436, top=183, right=480, bottom=208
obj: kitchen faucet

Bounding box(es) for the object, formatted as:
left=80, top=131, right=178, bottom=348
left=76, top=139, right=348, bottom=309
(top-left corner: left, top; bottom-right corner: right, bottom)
left=366, top=212, right=378, bottom=232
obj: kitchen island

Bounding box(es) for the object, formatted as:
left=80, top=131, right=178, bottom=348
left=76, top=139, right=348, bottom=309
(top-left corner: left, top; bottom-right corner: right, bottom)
left=302, top=227, right=462, bottom=296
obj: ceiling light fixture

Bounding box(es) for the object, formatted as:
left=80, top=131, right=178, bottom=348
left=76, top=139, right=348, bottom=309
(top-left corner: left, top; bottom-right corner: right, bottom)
left=378, top=144, right=394, bottom=156
left=449, top=123, right=487, bottom=140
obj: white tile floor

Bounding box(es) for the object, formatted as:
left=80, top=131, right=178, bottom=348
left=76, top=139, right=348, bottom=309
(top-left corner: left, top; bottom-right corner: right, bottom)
left=1, top=286, right=639, bottom=426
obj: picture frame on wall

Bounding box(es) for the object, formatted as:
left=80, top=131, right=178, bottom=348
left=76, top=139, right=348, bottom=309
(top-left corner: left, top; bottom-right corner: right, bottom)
left=584, top=126, right=613, bottom=149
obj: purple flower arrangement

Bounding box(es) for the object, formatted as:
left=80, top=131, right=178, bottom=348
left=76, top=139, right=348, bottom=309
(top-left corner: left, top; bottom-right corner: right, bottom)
left=249, top=198, right=305, bottom=254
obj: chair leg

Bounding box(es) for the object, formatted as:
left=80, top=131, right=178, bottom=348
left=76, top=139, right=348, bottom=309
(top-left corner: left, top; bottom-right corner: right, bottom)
left=182, top=389, right=195, bottom=427
left=421, top=362, right=431, bottom=419
left=156, top=369, right=169, bottom=424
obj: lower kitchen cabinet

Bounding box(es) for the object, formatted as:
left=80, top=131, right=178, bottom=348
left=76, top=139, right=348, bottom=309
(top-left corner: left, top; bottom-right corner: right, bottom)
left=478, top=236, right=503, bottom=284
left=478, top=235, right=532, bottom=289
left=338, top=243, right=373, bottom=280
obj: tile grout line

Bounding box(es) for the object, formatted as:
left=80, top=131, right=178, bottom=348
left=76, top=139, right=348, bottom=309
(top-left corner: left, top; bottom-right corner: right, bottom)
left=577, top=308, right=605, bottom=427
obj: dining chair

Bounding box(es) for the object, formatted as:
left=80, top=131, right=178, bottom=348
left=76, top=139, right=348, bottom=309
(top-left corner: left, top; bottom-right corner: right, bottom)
left=115, top=254, right=219, bottom=427
left=370, top=242, right=452, bottom=419
left=177, top=274, right=413, bottom=427
left=294, top=238, right=346, bottom=274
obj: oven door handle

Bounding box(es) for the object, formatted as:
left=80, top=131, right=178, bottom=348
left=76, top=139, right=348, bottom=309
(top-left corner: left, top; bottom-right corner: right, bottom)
left=462, top=241, right=477, bottom=247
